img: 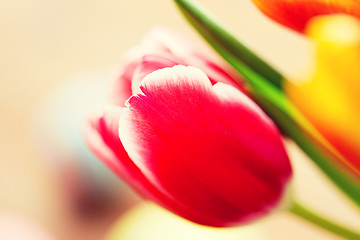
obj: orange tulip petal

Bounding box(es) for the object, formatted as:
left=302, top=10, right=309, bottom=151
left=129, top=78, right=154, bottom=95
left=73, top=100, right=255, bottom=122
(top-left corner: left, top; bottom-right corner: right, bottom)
left=252, top=0, right=360, bottom=32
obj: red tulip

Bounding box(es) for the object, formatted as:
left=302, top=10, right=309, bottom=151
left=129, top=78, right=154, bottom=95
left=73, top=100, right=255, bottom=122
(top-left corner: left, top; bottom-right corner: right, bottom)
left=84, top=28, right=292, bottom=227
left=251, top=0, right=360, bottom=32
left=84, top=63, right=292, bottom=227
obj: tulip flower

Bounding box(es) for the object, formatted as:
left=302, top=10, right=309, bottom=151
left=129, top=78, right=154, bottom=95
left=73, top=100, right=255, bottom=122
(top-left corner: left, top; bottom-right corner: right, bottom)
left=251, top=0, right=360, bottom=32
left=84, top=27, right=292, bottom=227
left=286, top=14, right=360, bottom=174
left=84, top=64, right=292, bottom=227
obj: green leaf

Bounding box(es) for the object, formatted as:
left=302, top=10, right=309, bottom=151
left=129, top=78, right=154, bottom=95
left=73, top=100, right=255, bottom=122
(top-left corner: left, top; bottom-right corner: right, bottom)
left=173, top=0, right=284, bottom=89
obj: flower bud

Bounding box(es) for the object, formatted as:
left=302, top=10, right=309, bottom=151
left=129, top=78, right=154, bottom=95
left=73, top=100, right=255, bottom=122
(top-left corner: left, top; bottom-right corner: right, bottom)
left=84, top=64, right=292, bottom=227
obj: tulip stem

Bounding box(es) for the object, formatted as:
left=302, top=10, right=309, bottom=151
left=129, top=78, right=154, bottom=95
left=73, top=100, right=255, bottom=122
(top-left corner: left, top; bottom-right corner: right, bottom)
left=173, top=0, right=284, bottom=89
left=290, top=201, right=360, bottom=239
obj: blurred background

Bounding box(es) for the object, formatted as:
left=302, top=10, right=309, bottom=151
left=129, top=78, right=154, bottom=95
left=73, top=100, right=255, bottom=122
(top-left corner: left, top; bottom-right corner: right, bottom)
left=0, top=0, right=359, bottom=239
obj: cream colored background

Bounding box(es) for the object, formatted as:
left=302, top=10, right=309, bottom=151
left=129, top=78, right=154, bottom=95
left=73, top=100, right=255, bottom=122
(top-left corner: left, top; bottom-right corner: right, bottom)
left=0, top=0, right=359, bottom=239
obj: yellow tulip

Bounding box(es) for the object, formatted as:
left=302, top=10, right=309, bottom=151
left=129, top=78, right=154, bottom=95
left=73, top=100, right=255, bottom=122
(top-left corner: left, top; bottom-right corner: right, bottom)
left=287, top=14, right=360, bottom=173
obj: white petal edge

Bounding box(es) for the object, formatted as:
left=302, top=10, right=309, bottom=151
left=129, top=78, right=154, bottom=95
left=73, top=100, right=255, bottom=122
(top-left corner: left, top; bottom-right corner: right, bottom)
left=120, top=65, right=213, bottom=175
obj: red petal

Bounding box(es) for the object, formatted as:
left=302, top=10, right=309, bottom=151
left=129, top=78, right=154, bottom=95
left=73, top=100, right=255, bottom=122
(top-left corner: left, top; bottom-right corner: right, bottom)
left=143, top=27, right=245, bottom=91
left=131, top=54, right=180, bottom=95
left=83, top=106, right=156, bottom=195
left=119, top=65, right=291, bottom=226
left=252, top=0, right=360, bottom=32
left=84, top=105, right=232, bottom=226
left=84, top=107, right=132, bottom=179
left=109, top=49, right=141, bottom=106
left=111, top=27, right=245, bottom=108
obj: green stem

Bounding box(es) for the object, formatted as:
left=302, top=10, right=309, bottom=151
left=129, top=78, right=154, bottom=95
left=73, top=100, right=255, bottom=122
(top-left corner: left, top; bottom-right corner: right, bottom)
left=290, top=201, right=360, bottom=239
left=173, top=0, right=284, bottom=89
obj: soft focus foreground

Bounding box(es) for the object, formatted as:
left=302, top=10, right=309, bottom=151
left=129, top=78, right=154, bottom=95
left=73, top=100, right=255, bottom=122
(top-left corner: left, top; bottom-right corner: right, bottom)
left=106, top=202, right=269, bottom=240
left=1, top=0, right=360, bottom=239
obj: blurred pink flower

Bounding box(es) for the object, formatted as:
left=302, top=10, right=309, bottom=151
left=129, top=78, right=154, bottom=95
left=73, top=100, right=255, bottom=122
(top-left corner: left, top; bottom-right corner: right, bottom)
left=0, top=214, right=54, bottom=240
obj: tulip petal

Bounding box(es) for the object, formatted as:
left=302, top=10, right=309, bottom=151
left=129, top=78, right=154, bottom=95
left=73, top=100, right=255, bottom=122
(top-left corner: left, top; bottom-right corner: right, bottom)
left=84, top=105, right=224, bottom=225
left=84, top=106, right=158, bottom=194
left=111, top=27, right=245, bottom=109
left=119, top=65, right=291, bottom=226
left=131, top=54, right=180, bottom=95
left=143, top=27, right=245, bottom=91
left=110, top=48, right=143, bottom=106
left=252, top=0, right=360, bottom=32
left=84, top=107, right=133, bottom=179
